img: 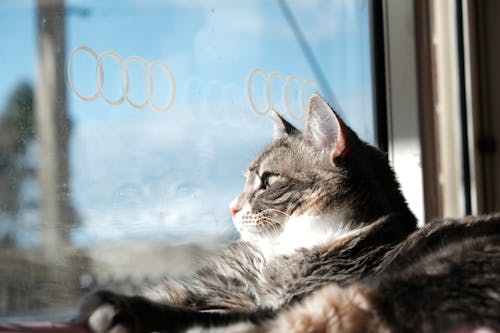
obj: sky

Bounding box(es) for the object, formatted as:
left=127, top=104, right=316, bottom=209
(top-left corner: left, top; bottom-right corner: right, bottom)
left=0, top=0, right=374, bottom=246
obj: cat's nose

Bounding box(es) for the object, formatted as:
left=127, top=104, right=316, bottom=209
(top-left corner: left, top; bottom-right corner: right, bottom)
left=229, top=198, right=242, bottom=217
left=230, top=206, right=241, bottom=217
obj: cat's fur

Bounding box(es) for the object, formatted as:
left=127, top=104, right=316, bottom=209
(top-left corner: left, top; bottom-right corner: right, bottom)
left=75, top=95, right=500, bottom=333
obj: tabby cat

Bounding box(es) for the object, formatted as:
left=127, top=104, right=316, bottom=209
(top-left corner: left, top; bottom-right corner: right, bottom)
left=75, top=95, right=500, bottom=333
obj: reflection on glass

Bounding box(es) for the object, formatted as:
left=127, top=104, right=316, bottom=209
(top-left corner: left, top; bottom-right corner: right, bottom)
left=0, top=0, right=374, bottom=320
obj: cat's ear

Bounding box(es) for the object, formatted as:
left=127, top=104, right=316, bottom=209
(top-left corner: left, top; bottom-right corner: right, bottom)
left=304, top=94, right=347, bottom=159
left=272, top=111, right=300, bottom=140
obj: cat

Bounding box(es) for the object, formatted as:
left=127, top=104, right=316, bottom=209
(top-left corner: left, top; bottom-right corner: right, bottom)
left=74, top=94, right=500, bottom=333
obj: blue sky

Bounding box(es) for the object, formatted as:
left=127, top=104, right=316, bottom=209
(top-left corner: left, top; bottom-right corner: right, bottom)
left=0, top=0, right=374, bottom=245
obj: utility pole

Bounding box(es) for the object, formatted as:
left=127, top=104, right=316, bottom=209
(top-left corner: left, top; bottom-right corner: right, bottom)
left=35, top=0, right=76, bottom=263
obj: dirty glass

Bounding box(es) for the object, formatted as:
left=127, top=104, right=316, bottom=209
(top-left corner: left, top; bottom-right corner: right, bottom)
left=0, top=0, right=374, bottom=321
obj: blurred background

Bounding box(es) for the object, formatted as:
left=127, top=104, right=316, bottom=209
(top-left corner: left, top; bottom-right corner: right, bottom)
left=0, top=0, right=499, bottom=323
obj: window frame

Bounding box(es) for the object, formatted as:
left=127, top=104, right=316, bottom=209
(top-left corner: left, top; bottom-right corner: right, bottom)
left=378, top=0, right=425, bottom=225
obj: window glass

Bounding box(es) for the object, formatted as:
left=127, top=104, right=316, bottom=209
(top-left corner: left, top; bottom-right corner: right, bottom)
left=0, top=0, right=374, bottom=320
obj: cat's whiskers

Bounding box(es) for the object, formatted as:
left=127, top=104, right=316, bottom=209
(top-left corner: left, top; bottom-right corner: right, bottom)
left=255, top=209, right=289, bottom=233
left=260, top=215, right=284, bottom=234
left=262, top=208, right=291, bottom=218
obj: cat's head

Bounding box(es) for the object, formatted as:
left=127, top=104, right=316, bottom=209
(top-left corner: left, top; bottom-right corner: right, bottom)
left=230, top=94, right=415, bottom=249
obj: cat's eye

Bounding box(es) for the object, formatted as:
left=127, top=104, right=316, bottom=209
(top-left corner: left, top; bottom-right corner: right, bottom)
left=261, top=173, right=279, bottom=189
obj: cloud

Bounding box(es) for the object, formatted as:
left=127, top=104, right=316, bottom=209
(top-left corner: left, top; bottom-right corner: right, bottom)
left=193, top=5, right=264, bottom=66
left=69, top=100, right=273, bottom=245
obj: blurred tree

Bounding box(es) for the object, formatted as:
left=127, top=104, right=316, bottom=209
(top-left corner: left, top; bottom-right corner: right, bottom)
left=0, top=83, right=35, bottom=213
left=0, top=82, right=35, bottom=246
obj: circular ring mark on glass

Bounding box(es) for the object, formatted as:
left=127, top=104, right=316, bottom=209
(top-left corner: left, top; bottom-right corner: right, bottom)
left=67, top=46, right=101, bottom=102
left=266, top=71, right=287, bottom=117
left=96, top=50, right=127, bottom=106
left=284, top=75, right=305, bottom=120
left=247, top=67, right=269, bottom=115
left=122, top=56, right=151, bottom=109
left=148, top=60, right=176, bottom=112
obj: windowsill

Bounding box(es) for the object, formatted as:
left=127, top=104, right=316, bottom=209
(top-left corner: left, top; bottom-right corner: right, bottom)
left=0, top=322, right=89, bottom=333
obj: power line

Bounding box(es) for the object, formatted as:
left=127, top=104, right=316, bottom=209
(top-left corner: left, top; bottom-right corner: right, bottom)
left=277, top=0, right=336, bottom=104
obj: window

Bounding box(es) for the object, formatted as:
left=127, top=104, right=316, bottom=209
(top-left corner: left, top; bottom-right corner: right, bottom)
left=0, top=0, right=375, bottom=320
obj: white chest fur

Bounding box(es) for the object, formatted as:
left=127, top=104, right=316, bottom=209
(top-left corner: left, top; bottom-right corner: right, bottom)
left=253, top=212, right=356, bottom=256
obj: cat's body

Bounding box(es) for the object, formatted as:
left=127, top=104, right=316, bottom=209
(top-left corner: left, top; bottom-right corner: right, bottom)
left=146, top=212, right=411, bottom=313
left=373, top=214, right=500, bottom=332
left=76, top=95, right=500, bottom=333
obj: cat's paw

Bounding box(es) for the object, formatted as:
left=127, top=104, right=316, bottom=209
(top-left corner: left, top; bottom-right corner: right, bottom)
left=87, top=304, right=124, bottom=333
left=74, top=290, right=143, bottom=333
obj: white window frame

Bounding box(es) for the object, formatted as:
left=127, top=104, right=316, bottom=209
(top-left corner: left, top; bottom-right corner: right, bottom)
left=382, top=0, right=425, bottom=225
